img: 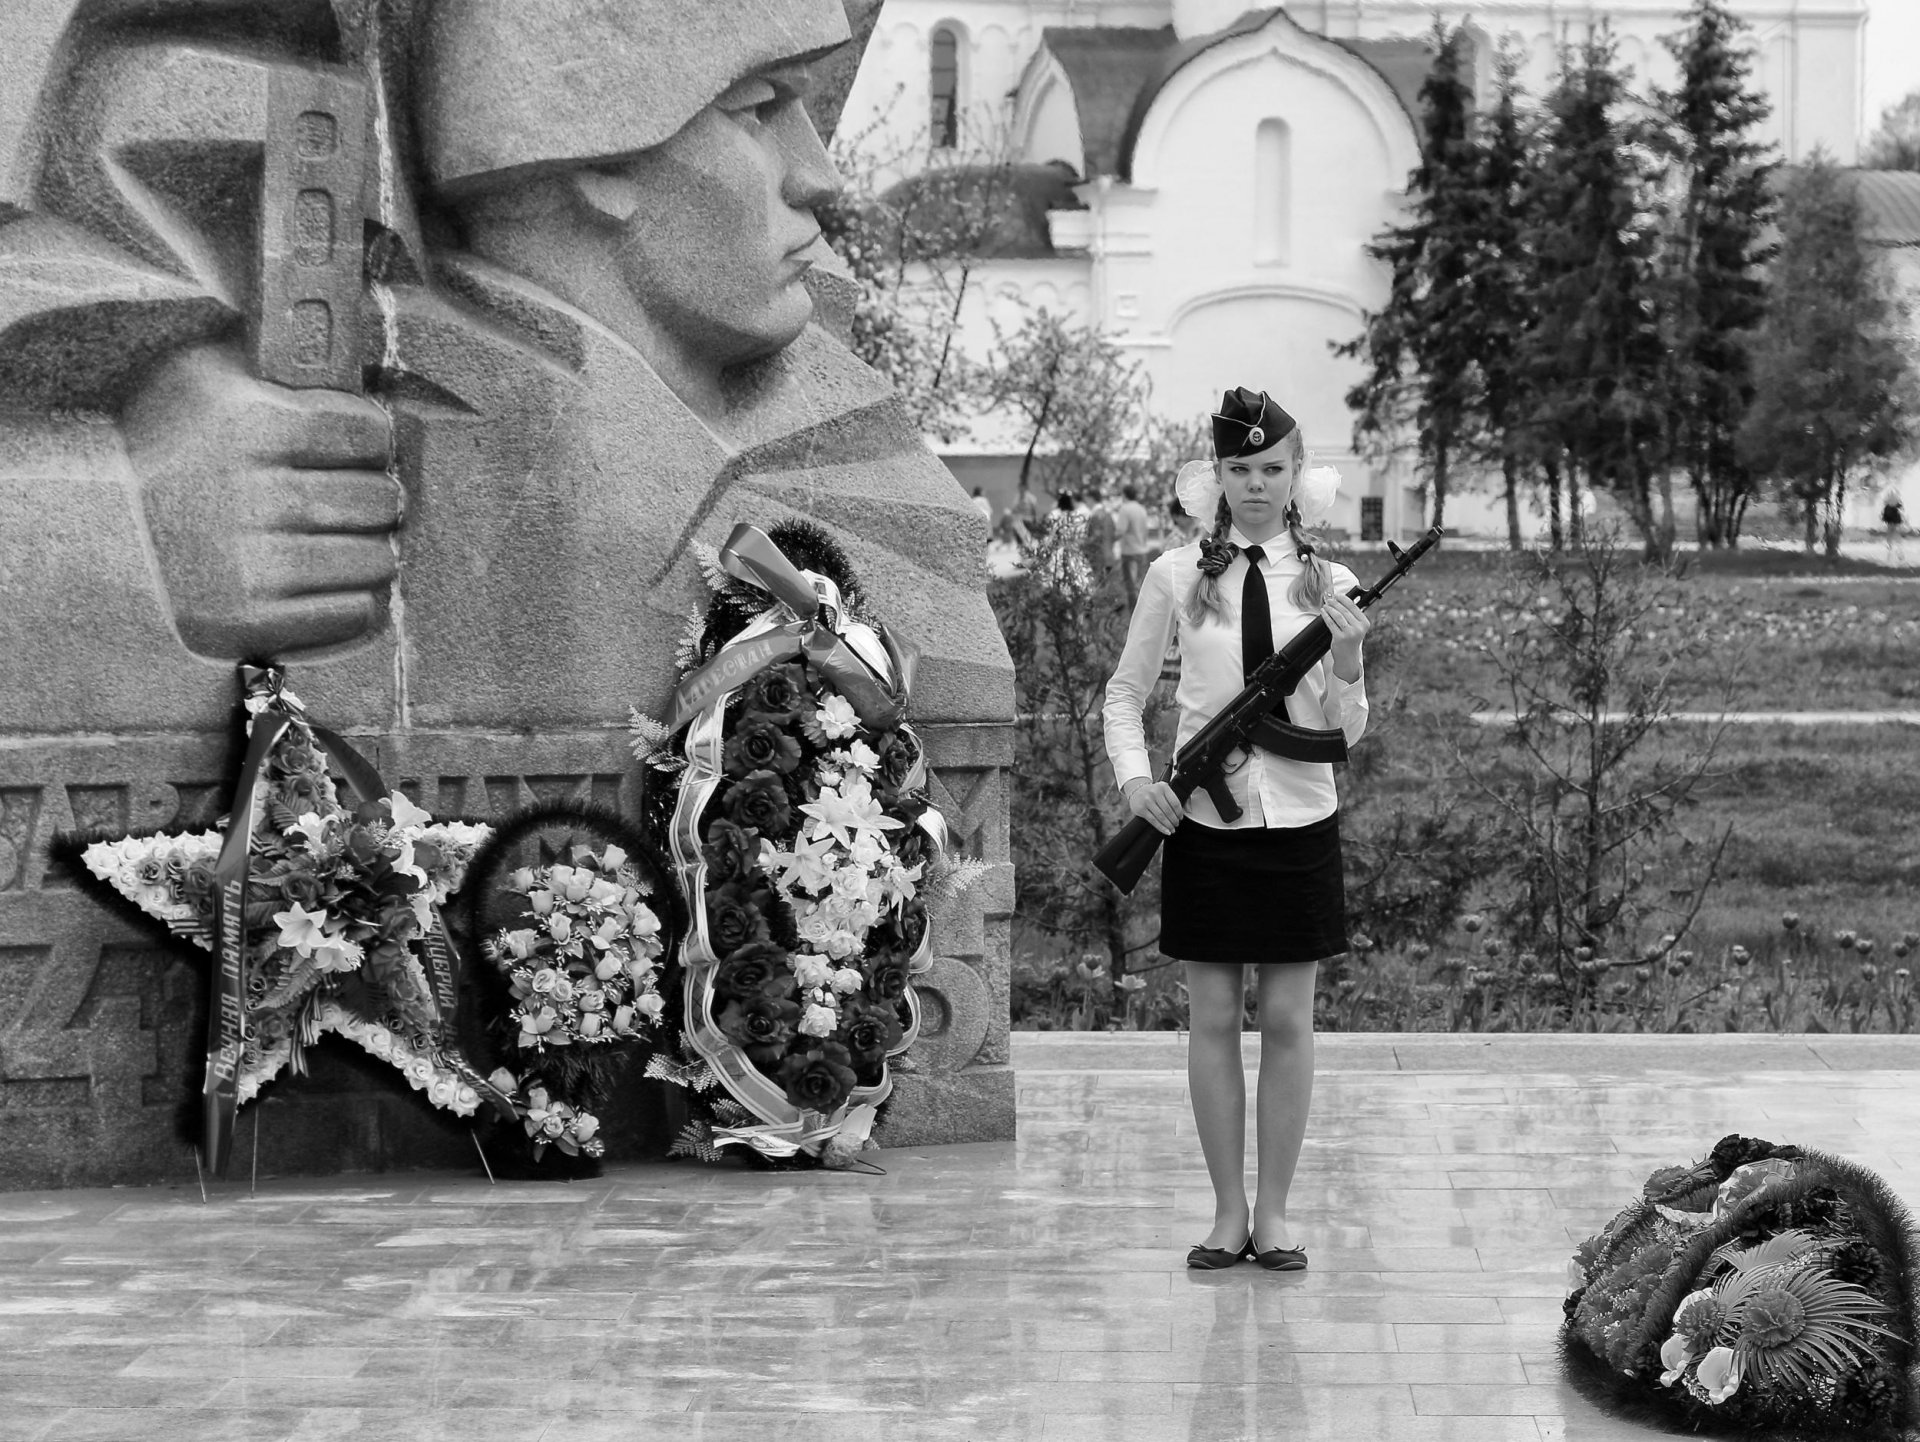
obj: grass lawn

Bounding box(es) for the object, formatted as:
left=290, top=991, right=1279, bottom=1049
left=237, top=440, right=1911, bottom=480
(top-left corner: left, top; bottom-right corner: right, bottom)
left=1009, top=540, right=1920, bottom=1033
left=1337, top=543, right=1919, bottom=1031
left=1355, top=542, right=1920, bottom=712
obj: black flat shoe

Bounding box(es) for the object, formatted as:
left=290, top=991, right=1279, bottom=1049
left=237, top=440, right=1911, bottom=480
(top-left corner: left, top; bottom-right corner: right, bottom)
left=1249, top=1234, right=1308, bottom=1272
left=1185, top=1236, right=1254, bottom=1270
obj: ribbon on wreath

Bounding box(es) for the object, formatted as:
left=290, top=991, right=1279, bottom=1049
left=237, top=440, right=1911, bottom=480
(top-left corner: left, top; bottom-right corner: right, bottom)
left=204, top=703, right=292, bottom=1177
left=659, top=524, right=917, bottom=736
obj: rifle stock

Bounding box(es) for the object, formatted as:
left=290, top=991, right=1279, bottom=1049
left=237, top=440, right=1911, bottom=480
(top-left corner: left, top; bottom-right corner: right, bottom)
left=1093, top=813, right=1168, bottom=895
left=1093, top=527, right=1443, bottom=895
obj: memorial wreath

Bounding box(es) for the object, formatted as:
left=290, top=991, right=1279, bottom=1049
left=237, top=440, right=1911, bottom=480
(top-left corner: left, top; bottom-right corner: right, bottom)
left=1563, top=1133, right=1919, bottom=1439
left=631, top=520, right=982, bottom=1168
left=71, top=666, right=511, bottom=1173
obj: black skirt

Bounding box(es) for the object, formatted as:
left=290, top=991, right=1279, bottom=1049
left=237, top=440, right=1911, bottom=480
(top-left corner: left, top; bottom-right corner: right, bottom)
left=1159, top=814, right=1347, bottom=964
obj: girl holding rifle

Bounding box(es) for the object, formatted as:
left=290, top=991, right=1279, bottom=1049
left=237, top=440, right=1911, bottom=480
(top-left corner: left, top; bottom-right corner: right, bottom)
left=1102, top=388, right=1370, bottom=1271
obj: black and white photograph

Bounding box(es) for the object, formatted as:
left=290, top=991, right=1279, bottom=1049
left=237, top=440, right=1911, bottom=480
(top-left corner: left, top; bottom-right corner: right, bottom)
left=1, top=1, right=1917, bottom=1439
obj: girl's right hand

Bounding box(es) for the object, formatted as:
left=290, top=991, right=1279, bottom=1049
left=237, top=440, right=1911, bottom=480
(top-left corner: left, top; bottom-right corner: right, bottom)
left=1124, top=778, right=1185, bottom=836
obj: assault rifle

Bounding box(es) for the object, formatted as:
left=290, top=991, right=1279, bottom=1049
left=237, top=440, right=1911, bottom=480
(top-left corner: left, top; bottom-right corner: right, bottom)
left=1093, top=526, right=1444, bottom=894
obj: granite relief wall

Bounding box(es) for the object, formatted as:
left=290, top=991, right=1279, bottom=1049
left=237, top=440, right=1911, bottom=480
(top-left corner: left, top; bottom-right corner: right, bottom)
left=0, top=0, right=1015, bottom=1190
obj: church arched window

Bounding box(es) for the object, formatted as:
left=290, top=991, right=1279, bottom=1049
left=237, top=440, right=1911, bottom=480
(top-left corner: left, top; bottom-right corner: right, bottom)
left=1254, top=118, right=1291, bottom=264
left=930, top=24, right=962, bottom=149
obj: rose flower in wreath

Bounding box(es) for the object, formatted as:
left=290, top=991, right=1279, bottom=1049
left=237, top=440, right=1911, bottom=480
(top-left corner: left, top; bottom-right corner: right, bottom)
left=871, top=728, right=920, bottom=794
left=867, top=950, right=913, bottom=1003
left=706, top=879, right=771, bottom=953
left=702, top=819, right=762, bottom=882
left=726, top=713, right=803, bottom=778
left=840, top=998, right=904, bottom=1072
left=745, top=663, right=809, bottom=724
left=715, top=941, right=792, bottom=1000
left=723, top=769, right=792, bottom=834
left=778, top=1042, right=858, bottom=1114
left=718, top=990, right=801, bottom=1067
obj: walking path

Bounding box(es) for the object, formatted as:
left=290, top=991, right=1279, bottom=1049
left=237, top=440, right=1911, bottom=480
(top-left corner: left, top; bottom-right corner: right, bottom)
left=1468, top=710, right=1920, bottom=726
left=1, top=1031, right=1914, bottom=1441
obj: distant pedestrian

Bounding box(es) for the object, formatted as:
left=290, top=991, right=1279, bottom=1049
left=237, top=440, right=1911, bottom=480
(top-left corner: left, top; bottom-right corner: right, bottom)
left=1084, top=494, right=1119, bottom=580
left=1167, top=496, right=1197, bottom=545
left=969, top=486, right=993, bottom=538
left=1009, top=487, right=1040, bottom=546
left=1116, top=483, right=1154, bottom=602
left=1884, top=493, right=1906, bottom=557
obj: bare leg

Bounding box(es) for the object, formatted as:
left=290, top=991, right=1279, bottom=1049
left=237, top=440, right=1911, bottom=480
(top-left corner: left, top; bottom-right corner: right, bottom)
left=1186, top=962, right=1250, bottom=1250
left=1252, top=960, right=1319, bottom=1250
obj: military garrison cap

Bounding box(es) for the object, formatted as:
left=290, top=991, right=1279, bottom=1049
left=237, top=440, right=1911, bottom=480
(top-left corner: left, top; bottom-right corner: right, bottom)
left=1210, top=387, right=1296, bottom=458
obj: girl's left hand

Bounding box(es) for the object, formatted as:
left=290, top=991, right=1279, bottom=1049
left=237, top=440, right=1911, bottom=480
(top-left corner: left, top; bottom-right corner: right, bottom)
left=1323, top=592, right=1369, bottom=679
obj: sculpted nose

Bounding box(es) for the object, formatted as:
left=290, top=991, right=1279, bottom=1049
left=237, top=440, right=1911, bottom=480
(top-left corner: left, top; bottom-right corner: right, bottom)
left=776, top=103, right=843, bottom=211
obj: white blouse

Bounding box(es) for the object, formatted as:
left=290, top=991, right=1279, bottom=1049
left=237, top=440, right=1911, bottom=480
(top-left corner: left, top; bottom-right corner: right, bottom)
left=1102, top=528, right=1369, bottom=830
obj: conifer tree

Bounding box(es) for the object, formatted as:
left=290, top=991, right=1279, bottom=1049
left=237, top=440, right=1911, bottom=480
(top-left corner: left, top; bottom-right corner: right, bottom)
left=1467, top=46, right=1541, bottom=550
left=1522, top=27, right=1670, bottom=558
left=1337, top=20, right=1482, bottom=532
left=1739, top=155, right=1920, bottom=556
left=1654, top=0, right=1777, bottom=548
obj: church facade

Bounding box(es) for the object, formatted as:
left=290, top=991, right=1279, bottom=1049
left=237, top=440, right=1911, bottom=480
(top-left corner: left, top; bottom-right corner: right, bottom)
left=840, top=1, right=1870, bottom=541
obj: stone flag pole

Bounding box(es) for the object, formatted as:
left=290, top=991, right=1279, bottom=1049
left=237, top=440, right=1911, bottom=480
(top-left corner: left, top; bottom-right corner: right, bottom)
left=0, top=0, right=1015, bottom=1190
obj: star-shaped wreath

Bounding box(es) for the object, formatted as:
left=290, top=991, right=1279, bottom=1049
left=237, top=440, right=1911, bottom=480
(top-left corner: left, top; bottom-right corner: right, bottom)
left=77, top=666, right=510, bottom=1173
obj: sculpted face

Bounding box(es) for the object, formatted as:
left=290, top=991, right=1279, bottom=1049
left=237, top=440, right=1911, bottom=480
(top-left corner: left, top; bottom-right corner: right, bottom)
left=606, top=62, right=841, bottom=371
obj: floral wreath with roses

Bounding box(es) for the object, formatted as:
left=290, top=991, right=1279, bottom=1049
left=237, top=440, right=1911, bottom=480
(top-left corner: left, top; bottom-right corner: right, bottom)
left=631, top=520, right=985, bottom=1168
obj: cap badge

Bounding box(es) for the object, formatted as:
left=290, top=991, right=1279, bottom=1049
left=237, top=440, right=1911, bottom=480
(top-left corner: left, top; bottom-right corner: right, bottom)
left=1248, top=425, right=1265, bottom=447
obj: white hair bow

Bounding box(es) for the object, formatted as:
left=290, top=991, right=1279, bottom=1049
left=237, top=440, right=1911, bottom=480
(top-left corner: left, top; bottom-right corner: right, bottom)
left=1173, top=458, right=1342, bottom=525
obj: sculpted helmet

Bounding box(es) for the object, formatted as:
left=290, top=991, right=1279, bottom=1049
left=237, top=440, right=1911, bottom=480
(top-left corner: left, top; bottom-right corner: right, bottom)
left=417, top=0, right=852, bottom=196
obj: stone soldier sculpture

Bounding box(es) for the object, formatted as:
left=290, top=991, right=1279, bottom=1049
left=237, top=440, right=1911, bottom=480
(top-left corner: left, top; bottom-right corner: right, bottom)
left=0, top=0, right=1013, bottom=1187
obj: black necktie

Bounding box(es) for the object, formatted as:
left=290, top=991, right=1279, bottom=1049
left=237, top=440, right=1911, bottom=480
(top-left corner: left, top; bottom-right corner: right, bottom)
left=1241, top=545, right=1272, bottom=683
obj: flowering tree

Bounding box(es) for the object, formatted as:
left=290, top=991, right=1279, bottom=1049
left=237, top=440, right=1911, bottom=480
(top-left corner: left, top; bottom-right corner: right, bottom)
left=818, top=115, right=1023, bottom=445
left=1863, top=89, right=1920, bottom=171
left=976, top=307, right=1168, bottom=504
left=989, top=512, right=1164, bottom=978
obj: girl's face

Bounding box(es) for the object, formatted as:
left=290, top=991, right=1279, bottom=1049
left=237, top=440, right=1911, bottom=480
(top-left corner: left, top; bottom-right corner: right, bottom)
left=1217, top=435, right=1302, bottom=541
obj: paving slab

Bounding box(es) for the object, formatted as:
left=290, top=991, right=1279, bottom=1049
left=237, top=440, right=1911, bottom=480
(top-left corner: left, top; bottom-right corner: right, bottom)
left=0, top=1032, right=1912, bottom=1441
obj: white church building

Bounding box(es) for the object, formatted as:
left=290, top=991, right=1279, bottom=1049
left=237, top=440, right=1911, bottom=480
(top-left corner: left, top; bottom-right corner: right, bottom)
left=838, top=1, right=1874, bottom=542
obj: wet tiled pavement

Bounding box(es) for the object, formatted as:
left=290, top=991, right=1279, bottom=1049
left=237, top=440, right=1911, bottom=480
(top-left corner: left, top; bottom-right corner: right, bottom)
left=1, top=1031, right=1913, bottom=1441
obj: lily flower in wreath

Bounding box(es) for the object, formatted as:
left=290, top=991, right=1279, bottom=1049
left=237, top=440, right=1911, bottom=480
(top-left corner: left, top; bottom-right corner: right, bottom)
left=386, top=832, right=430, bottom=890
left=800, top=775, right=903, bottom=850
left=272, top=901, right=330, bottom=957
left=773, top=832, right=840, bottom=893
left=1658, top=1332, right=1695, bottom=1386
left=1694, top=1346, right=1742, bottom=1404
left=385, top=791, right=434, bottom=831
left=288, top=812, right=333, bottom=851
left=311, top=933, right=366, bottom=973
left=880, top=860, right=921, bottom=907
